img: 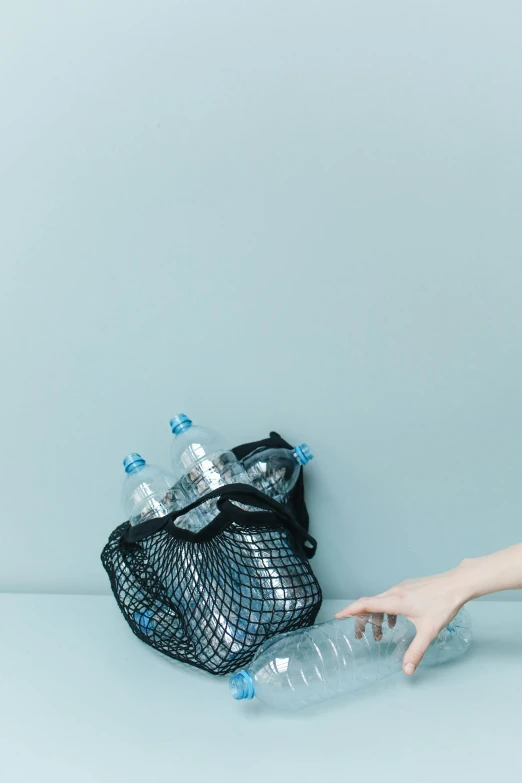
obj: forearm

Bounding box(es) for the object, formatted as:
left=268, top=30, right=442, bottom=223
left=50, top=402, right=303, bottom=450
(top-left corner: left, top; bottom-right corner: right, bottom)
left=455, top=543, right=522, bottom=602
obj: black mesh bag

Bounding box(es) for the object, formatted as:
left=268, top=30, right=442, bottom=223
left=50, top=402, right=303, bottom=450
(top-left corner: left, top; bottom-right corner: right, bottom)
left=101, top=435, right=321, bottom=675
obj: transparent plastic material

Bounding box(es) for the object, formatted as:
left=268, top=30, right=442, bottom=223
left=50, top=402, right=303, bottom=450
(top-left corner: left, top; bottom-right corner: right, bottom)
left=121, top=454, right=178, bottom=526
left=103, top=437, right=322, bottom=674
left=169, top=415, right=253, bottom=532
left=229, top=610, right=472, bottom=711
left=243, top=444, right=313, bottom=504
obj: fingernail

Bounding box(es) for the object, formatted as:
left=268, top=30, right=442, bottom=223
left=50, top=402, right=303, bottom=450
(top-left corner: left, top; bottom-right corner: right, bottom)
left=404, top=663, right=416, bottom=676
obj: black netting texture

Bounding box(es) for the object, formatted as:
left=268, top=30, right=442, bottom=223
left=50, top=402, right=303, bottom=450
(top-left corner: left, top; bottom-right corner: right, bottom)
left=101, top=484, right=322, bottom=675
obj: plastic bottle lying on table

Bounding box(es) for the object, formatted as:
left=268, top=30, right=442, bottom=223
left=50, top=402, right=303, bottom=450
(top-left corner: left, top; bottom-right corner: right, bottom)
left=230, top=610, right=472, bottom=711
left=242, top=443, right=313, bottom=504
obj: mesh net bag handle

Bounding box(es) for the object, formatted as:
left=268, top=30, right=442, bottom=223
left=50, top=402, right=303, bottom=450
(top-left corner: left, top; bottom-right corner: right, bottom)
left=123, top=483, right=317, bottom=558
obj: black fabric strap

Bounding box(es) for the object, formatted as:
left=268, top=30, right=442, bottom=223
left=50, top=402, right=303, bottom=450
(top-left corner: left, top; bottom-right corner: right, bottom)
left=231, top=431, right=291, bottom=461
left=123, top=483, right=317, bottom=558
left=232, top=431, right=310, bottom=532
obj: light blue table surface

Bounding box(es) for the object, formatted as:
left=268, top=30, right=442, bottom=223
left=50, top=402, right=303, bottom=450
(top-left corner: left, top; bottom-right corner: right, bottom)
left=0, top=595, right=519, bottom=782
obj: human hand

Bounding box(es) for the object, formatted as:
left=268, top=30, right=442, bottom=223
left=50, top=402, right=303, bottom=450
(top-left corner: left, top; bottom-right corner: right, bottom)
left=335, top=568, right=469, bottom=676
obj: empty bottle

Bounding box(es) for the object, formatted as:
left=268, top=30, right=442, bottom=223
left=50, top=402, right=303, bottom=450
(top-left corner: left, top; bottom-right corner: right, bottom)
left=134, top=604, right=186, bottom=644
left=121, top=453, right=178, bottom=526
left=118, top=454, right=180, bottom=634
left=167, top=415, right=288, bottom=662
left=169, top=414, right=254, bottom=532
left=230, top=610, right=472, bottom=711
left=243, top=443, right=313, bottom=504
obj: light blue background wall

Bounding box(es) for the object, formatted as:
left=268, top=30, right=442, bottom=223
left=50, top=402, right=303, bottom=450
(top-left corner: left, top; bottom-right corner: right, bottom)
left=1, top=1, right=521, bottom=597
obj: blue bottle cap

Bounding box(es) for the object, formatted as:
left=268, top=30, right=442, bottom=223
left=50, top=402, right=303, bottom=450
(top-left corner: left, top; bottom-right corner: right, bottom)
left=170, top=413, right=193, bottom=435
left=293, top=443, right=314, bottom=465
left=123, top=453, right=146, bottom=474
left=229, top=670, right=255, bottom=700
left=134, top=609, right=155, bottom=636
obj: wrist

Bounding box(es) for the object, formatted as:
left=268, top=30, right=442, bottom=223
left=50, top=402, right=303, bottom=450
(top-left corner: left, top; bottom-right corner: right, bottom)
left=452, top=557, right=489, bottom=602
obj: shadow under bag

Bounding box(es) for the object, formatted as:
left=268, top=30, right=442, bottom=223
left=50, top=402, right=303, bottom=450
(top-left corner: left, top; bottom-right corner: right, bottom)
left=101, top=432, right=322, bottom=675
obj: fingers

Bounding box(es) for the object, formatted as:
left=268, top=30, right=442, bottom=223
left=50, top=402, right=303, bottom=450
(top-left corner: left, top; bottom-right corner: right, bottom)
left=335, top=596, right=387, bottom=619
left=403, top=629, right=434, bottom=675
left=336, top=598, right=399, bottom=643
left=371, top=613, right=384, bottom=641
left=354, top=612, right=394, bottom=641
left=354, top=613, right=369, bottom=639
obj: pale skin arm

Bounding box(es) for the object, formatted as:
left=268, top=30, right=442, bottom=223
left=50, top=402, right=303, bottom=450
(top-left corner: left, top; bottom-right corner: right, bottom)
left=335, top=542, right=522, bottom=676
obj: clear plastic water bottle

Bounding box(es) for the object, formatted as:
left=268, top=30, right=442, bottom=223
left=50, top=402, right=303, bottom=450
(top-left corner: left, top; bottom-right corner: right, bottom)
left=243, top=443, right=313, bottom=503
left=121, top=453, right=178, bottom=526
left=169, top=414, right=253, bottom=532
left=134, top=605, right=185, bottom=643
left=229, top=610, right=472, bottom=711
left=119, top=453, right=180, bottom=633
left=166, top=416, right=277, bottom=661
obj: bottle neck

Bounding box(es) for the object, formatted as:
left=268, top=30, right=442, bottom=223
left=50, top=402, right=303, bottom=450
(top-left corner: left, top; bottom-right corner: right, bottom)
left=126, top=462, right=145, bottom=475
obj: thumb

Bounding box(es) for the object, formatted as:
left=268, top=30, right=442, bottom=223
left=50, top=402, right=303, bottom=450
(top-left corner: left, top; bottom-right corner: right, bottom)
left=403, top=629, right=434, bottom=676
